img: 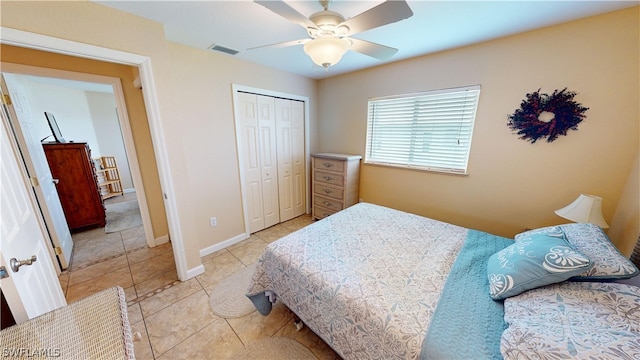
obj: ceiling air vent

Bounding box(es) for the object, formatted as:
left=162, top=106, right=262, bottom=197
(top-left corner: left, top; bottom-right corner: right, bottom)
left=208, top=43, right=239, bottom=55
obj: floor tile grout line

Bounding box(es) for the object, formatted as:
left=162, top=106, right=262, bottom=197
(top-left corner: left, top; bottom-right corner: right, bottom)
left=151, top=315, right=219, bottom=359
left=126, top=279, right=182, bottom=307
left=64, top=243, right=148, bottom=273
left=225, top=318, right=248, bottom=347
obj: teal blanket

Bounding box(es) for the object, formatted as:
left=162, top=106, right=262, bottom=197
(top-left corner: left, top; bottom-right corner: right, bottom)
left=421, top=230, right=513, bottom=359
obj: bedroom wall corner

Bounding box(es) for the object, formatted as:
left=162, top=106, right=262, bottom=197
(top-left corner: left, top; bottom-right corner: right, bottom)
left=609, top=152, right=640, bottom=257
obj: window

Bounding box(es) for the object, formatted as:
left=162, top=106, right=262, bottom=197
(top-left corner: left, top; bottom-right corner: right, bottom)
left=365, top=85, right=480, bottom=174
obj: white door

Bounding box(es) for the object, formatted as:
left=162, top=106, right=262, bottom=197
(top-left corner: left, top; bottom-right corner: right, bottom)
left=275, top=98, right=294, bottom=221
left=256, top=95, right=279, bottom=229
left=289, top=99, right=306, bottom=218
left=2, top=74, right=74, bottom=270
left=276, top=98, right=306, bottom=222
left=237, top=93, right=281, bottom=233
left=237, top=92, right=265, bottom=233
left=0, top=112, right=67, bottom=324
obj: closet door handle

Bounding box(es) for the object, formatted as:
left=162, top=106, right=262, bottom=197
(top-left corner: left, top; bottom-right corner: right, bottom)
left=52, top=178, right=60, bottom=185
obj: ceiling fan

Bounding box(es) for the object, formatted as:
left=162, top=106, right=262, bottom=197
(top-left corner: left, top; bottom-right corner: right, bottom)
left=252, top=0, right=414, bottom=69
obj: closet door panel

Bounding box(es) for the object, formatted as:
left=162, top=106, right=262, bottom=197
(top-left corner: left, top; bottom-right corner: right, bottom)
left=257, top=95, right=279, bottom=228
left=276, top=98, right=295, bottom=221
left=237, top=92, right=265, bottom=233
left=291, top=100, right=306, bottom=216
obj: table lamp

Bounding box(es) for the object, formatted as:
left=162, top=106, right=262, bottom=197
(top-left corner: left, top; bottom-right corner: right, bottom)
left=554, top=194, right=609, bottom=228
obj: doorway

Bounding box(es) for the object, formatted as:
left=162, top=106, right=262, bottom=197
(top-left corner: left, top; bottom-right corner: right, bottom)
left=1, top=64, right=155, bottom=274
left=0, top=28, right=193, bottom=322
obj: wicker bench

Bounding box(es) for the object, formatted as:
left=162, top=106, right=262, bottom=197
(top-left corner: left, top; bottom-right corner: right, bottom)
left=0, top=287, right=135, bottom=359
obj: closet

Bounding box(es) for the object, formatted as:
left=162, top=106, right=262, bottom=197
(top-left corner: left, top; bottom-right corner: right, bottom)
left=236, top=92, right=306, bottom=233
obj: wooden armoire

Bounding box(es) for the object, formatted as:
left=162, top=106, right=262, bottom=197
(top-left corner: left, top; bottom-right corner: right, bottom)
left=43, top=142, right=106, bottom=231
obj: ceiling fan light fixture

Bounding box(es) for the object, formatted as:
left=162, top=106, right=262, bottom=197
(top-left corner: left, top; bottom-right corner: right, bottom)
left=303, top=36, right=350, bottom=68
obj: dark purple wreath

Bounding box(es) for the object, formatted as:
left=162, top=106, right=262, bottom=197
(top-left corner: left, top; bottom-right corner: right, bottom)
left=507, top=88, right=588, bottom=143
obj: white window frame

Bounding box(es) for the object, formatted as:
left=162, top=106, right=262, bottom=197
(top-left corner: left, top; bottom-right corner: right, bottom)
left=365, top=85, right=481, bottom=175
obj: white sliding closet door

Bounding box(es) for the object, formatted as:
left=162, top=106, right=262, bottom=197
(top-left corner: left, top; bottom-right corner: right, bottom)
left=276, top=98, right=305, bottom=221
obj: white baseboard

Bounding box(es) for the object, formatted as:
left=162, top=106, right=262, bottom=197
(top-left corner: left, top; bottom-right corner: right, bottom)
left=186, top=264, right=205, bottom=279
left=199, top=232, right=250, bottom=258
left=124, top=188, right=136, bottom=193
left=154, top=234, right=170, bottom=245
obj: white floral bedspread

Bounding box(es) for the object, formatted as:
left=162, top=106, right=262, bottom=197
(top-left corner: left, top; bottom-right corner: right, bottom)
left=502, top=281, right=640, bottom=359
left=246, top=202, right=467, bottom=359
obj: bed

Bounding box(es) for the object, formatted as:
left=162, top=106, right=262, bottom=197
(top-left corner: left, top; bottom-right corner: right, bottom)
left=246, top=202, right=640, bottom=359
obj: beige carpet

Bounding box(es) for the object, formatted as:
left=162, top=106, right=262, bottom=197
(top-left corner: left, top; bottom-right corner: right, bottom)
left=229, top=337, right=317, bottom=360
left=105, top=200, right=142, bottom=233
left=209, top=263, right=258, bottom=318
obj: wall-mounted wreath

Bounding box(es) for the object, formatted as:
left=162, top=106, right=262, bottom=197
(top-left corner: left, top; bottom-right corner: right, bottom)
left=507, top=88, right=588, bottom=143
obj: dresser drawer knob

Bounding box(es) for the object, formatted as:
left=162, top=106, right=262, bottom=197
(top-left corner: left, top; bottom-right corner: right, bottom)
left=323, top=163, right=334, bottom=168
left=323, top=189, right=333, bottom=194
left=323, top=176, right=333, bottom=181
left=323, top=201, right=331, bottom=206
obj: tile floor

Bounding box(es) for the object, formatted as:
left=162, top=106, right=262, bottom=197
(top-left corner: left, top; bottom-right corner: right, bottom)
left=59, top=195, right=340, bottom=359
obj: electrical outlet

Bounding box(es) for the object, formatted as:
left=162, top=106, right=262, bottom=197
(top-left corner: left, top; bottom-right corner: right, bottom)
left=210, top=217, right=217, bottom=227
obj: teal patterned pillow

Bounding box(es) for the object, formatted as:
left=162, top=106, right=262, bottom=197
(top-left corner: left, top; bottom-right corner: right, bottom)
left=487, top=233, right=593, bottom=300
left=515, top=224, right=639, bottom=280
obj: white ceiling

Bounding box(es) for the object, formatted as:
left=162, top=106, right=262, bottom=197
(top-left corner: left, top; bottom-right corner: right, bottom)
left=93, top=0, right=638, bottom=79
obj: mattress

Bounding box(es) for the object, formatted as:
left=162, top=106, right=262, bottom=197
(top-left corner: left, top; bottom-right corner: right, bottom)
left=247, top=202, right=505, bottom=359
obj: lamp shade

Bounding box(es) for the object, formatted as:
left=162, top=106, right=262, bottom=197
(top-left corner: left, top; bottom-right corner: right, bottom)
left=554, top=194, right=609, bottom=228
left=303, top=36, right=350, bottom=68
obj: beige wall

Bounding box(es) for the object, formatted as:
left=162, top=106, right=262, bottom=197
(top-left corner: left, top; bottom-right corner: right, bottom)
left=0, top=44, right=169, bottom=242
left=166, top=42, right=316, bottom=252
left=316, top=7, right=639, bottom=253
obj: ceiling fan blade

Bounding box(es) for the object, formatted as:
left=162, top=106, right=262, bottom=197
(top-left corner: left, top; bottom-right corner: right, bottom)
left=247, top=38, right=309, bottom=51
left=254, top=0, right=317, bottom=29
left=340, top=0, right=413, bottom=35
left=348, top=38, right=398, bottom=61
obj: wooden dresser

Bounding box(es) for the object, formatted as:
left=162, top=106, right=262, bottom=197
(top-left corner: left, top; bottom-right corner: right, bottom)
left=43, top=142, right=106, bottom=231
left=311, top=153, right=362, bottom=220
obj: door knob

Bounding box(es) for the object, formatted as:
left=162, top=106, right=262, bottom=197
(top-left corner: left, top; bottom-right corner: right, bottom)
left=10, top=255, right=37, bottom=272
left=52, top=178, right=59, bottom=184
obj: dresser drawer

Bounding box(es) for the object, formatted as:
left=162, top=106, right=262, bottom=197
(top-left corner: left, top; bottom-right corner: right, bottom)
left=313, top=205, right=338, bottom=219
left=313, top=170, right=344, bottom=187
left=313, top=182, right=344, bottom=200
left=313, top=158, right=345, bottom=172
left=313, top=194, right=344, bottom=212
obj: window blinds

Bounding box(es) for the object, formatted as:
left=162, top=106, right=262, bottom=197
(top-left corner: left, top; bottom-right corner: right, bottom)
left=365, top=85, right=481, bottom=174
